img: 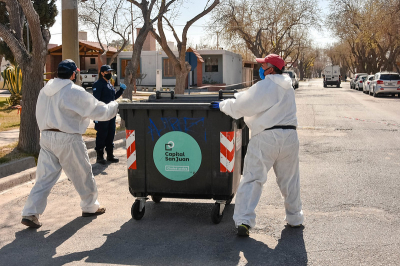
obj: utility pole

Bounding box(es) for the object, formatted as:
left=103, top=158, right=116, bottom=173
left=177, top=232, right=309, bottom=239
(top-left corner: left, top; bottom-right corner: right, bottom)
left=216, top=31, right=219, bottom=50
left=26, top=22, right=29, bottom=53
left=62, top=0, right=80, bottom=84
left=131, top=3, right=134, bottom=46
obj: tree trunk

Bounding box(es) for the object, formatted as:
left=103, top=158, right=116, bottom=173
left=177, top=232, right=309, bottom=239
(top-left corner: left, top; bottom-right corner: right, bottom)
left=100, top=52, right=107, bottom=65
left=109, top=51, right=120, bottom=65
left=174, top=70, right=189, bottom=95
left=124, top=28, right=149, bottom=100
left=298, top=60, right=305, bottom=80
left=17, top=62, right=43, bottom=155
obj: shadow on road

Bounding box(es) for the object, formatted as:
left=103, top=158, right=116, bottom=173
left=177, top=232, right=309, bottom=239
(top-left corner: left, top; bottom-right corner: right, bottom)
left=0, top=216, right=97, bottom=266
left=0, top=201, right=307, bottom=265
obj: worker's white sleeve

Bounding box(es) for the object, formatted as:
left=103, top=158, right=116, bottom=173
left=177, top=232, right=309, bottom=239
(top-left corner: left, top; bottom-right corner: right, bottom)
left=219, top=82, right=279, bottom=119
left=62, top=90, right=119, bottom=121
left=87, top=100, right=119, bottom=121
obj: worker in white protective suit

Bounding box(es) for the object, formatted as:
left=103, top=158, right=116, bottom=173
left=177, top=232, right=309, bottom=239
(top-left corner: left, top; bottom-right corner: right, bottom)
left=21, top=59, right=119, bottom=228
left=210, top=54, right=304, bottom=237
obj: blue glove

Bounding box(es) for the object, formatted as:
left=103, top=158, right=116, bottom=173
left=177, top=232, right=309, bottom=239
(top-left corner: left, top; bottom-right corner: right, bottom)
left=259, top=67, right=265, bottom=80
left=120, top=83, right=127, bottom=90
left=210, top=101, right=220, bottom=109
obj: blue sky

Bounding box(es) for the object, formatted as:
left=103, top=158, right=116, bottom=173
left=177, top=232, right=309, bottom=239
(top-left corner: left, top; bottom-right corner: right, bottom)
left=49, top=0, right=336, bottom=48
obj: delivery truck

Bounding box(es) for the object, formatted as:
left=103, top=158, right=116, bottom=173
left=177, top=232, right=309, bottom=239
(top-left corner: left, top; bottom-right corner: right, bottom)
left=323, top=65, right=341, bottom=87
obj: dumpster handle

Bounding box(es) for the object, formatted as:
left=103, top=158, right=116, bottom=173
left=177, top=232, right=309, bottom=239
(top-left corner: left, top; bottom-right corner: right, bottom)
left=218, top=89, right=238, bottom=100
left=156, top=90, right=175, bottom=99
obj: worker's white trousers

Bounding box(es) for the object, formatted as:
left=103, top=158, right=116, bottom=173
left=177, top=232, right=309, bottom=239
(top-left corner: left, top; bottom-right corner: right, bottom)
left=22, top=131, right=100, bottom=217
left=233, top=129, right=304, bottom=228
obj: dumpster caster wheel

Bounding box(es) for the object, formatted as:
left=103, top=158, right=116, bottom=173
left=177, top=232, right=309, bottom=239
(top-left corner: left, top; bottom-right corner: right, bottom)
left=151, top=195, right=162, bottom=203
left=131, top=200, right=145, bottom=220
left=211, top=203, right=224, bottom=224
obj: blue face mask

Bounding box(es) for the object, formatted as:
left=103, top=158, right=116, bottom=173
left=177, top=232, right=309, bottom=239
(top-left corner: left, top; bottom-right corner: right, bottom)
left=259, top=67, right=265, bottom=80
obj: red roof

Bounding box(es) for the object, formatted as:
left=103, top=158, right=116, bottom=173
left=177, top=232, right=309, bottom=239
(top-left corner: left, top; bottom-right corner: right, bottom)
left=187, top=47, right=204, bottom=63
left=79, top=40, right=118, bottom=52
left=48, top=41, right=117, bottom=54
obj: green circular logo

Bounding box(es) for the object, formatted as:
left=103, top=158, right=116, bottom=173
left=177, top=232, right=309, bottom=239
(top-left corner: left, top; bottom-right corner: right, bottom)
left=153, top=131, right=202, bottom=181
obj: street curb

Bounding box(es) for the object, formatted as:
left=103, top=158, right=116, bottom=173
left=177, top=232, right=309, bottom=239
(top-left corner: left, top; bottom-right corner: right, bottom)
left=0, top=167, right=36, bottom=192
left=0, top=156, right=36, bottom=178
left=0, top=137, right=126, bottom=193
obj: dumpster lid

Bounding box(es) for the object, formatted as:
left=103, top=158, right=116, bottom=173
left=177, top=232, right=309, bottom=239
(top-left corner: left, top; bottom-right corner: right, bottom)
left=118, top=102, right=216, bottom=110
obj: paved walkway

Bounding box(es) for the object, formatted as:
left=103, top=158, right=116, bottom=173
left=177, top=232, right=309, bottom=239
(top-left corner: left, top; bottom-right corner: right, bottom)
left=0, top=129, right=19, bottom=146
left=0, top=90, right=11, bottom=97
left=0, top=115, right=122, bottom=147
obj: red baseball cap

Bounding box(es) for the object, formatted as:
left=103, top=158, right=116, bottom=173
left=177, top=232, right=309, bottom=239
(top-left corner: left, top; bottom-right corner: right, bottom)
left=255, top=54, right=285, bottom=70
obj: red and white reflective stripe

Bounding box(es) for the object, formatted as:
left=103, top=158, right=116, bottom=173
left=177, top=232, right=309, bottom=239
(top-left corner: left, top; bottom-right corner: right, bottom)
left=126, top=130, right=137, bottom=170
left=220, top=131, right=235, bottom=172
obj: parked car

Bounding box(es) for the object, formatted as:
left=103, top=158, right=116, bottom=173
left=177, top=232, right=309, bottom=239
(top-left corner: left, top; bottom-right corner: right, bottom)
left=81, top=68, right=98, bottom=89
left=350, top=73, right=368, bottom=89
left=369, top=72, right=400, bottom=97
left=283, top=70, right=299, bottom=89
left=355, top=75, right=368, bottom=91
left=362, top=75, right=374, bottom=94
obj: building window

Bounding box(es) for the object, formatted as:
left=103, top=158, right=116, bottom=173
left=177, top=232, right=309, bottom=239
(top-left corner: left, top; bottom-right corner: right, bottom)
left=205, top=57, right=218, bottom=72
left=90, top=58, right=96, bottom=64
left=121, top=59, right=140, bottom=78
left=163, top=58, right=175, bottom=77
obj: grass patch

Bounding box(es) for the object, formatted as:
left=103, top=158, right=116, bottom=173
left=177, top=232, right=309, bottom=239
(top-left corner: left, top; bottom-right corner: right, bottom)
left=0, top=141, right=36, bottom=165
left=0, top=97, right=21, bottom=132
left=83, top=128, right=97, bottom=138
left=83, top=125, right=125, bottom=138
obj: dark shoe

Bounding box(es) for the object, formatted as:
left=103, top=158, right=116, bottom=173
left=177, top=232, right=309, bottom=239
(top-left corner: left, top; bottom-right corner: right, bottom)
left=106, top=150, right=119, bottom=163
left=96, top=150, right=107, bottom=165
left=237, top=224, right=250, bottom=237
left=82, top=206, right=106, bottom=217
left=21, top=215, right=42, bottom=228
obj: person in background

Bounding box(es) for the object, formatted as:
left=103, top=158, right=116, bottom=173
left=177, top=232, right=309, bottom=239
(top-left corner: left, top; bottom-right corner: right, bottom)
left=92, top=65, right=126, bottom=164
left=21, top=59, right=119, bottom=228
left=211, top=54, right=304, bottom=237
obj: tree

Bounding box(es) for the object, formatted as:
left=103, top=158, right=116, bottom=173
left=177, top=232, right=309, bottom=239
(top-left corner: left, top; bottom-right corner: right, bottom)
left=325, top=43, right=351, bottom=80
left=209, top=0, right=319, bottom=61
left=0, top=0, right=57, bottom=154
left=0, top=0, right=56, bottom=64
left=79, top=0, right=134, bottom=65
left=123, top=0, right=177, bottom=99
left=297, top=43, right=318, bottom=80
left=150, top=0, right=220, bottom=94
left=327, top=0, right=400, bottom=74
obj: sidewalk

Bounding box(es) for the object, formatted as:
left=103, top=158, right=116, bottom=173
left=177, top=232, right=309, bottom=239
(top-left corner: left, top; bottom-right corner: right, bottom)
left=0, top=130, right=126, bottom=192
left=0, top=129, right=19, bottom=146
left=0, top=89, right=11, bottom=97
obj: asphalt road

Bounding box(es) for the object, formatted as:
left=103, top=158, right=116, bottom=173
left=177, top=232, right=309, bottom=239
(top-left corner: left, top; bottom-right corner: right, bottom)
left=0, top=79, right=399, bottom=265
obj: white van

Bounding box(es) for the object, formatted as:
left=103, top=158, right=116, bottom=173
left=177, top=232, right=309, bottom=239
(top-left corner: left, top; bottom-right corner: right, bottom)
left=323, top=65, right=341, bottom=87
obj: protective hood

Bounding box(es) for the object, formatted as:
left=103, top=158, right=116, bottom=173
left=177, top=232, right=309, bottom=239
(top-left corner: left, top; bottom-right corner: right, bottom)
left=266, top=74, right=293, bottom=90
left=42, top=78, right=72, bottom=96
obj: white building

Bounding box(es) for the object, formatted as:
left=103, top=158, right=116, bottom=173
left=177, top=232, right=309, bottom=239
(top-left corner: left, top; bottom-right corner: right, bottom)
left=117, top=48, right=244, bottom=90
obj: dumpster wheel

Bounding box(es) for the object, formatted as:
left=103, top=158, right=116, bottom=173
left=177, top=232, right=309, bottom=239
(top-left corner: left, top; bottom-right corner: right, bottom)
left=151, top=195, right=162, bottom=203
left=131, top=200, right=145, bottom=220
left=211, top=203, right=224, bottom=224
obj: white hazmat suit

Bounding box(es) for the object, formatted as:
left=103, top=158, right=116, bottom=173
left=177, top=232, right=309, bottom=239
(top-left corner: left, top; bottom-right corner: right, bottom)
left=22, top=78, right=119, bottom=218
left=219, top=74, right=304, bottom=228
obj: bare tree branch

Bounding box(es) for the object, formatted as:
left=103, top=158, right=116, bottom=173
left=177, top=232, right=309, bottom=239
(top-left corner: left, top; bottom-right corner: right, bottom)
left=162, top=15, right=181, bottom=46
